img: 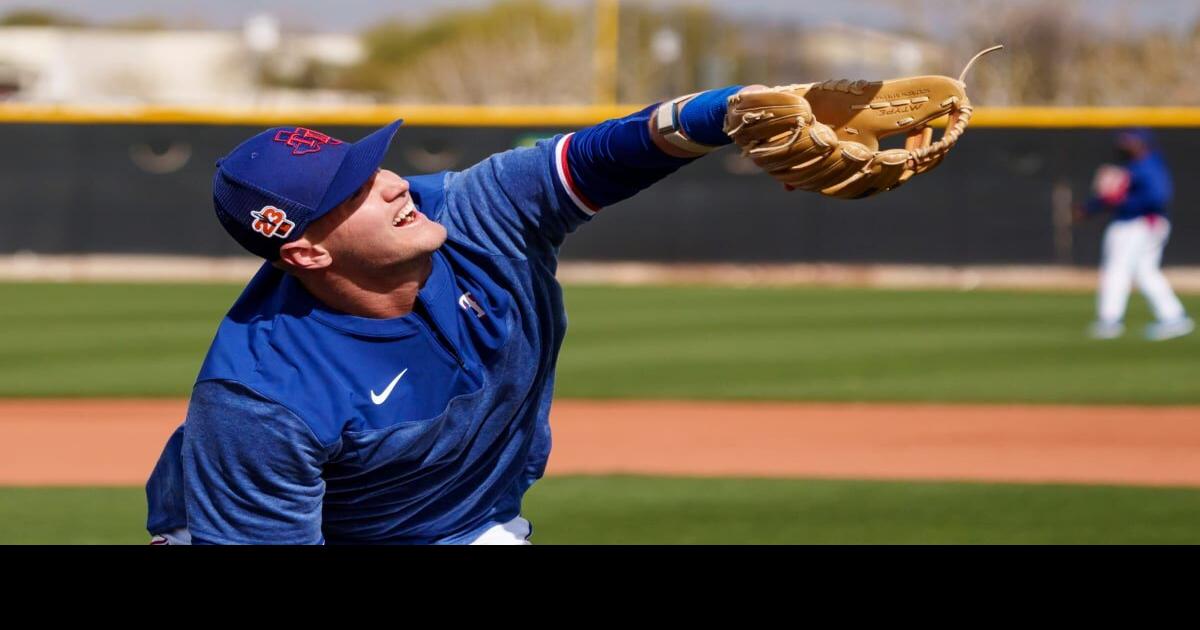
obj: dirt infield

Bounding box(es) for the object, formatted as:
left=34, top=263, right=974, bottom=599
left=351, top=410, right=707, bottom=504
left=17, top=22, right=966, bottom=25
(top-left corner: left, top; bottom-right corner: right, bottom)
left=2, top=399, right=1199, bottom=487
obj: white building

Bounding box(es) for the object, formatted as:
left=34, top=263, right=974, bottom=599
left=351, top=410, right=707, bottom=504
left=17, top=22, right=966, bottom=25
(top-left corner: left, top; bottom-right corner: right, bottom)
left=0, top=23, right=368, bottom=105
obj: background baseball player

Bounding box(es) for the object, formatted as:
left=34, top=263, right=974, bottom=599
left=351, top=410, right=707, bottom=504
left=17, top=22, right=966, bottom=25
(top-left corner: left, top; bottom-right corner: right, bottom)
left=145, top=68, right=986, bottom=544
left=1080, top=128, right=1194, bottom=341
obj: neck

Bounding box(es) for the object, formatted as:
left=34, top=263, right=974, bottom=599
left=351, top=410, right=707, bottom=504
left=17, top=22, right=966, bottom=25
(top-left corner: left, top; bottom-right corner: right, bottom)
left=296, top=254, right=434, bottom=319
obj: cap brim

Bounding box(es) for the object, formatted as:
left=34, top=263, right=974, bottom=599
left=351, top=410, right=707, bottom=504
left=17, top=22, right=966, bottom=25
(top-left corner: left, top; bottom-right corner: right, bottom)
left=315, top=118, right=404, bottom=214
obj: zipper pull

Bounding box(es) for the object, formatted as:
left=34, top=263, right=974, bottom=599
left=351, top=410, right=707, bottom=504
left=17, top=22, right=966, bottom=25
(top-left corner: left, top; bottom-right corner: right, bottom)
left=417, top=298, right=466, bottom=369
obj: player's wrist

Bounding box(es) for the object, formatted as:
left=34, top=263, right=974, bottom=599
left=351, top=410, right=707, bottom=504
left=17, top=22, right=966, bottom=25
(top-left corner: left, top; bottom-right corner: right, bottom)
left=650, top=85, right=742, bottom=156
left=677, top=85, right=742, bottom=146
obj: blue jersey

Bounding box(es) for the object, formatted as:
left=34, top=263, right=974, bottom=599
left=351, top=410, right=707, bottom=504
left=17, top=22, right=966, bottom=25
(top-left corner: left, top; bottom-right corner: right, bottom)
left=145, top=92, right=737, bottom=544
left=1087, top=152, right=1173, bottom=222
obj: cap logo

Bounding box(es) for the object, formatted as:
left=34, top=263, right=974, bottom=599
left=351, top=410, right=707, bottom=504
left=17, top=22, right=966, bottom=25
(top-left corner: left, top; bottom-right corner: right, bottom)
left=272, top=127, right=343, bottom=156
left=250, top=206, right=296, bottom=238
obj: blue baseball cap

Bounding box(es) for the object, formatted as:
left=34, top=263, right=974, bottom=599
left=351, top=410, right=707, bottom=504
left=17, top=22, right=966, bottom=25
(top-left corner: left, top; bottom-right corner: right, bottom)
left=212, top=119, right=404, bottom=259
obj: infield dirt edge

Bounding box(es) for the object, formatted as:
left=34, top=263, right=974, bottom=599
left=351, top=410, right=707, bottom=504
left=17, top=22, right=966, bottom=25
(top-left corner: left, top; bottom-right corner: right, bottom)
left=3, top=398, right=1199, bottom=488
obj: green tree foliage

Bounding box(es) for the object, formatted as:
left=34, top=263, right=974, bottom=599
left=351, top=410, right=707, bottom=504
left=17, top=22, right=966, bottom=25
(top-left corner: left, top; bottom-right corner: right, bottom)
left=107, top=17, right=170, bottom=31
left=338, top=0, right=764, bottom=104
left=953, top=0, right=1200, bottom=105
left=615, top=3, right=744, bottom=102
left=339, top=0, right=590, bottom=104
left=0, top=9, right=86, bottom=27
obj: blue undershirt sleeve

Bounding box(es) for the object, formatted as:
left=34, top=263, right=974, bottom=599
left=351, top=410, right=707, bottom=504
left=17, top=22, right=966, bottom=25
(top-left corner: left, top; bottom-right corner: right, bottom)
left=563, top=85, right=742, bottom=210
left=181, top=380, right=330, bottom=545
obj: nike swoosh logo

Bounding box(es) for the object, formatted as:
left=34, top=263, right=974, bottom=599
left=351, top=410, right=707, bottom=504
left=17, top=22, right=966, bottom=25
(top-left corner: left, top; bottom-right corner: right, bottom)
left=370, top=368, right=408, bottom=405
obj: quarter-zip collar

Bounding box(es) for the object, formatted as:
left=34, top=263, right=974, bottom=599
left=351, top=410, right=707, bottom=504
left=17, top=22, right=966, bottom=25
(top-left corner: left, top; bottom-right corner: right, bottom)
left=289, top=250, right=459, bottom=341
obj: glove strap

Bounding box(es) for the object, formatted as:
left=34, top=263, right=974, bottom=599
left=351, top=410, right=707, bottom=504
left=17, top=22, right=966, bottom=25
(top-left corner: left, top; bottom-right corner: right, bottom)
left=653, top=93, right=723, bottom=155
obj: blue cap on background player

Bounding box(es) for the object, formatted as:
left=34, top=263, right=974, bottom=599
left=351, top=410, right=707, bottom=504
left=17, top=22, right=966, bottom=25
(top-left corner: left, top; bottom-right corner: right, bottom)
left=212, top=119, right=404, bottom=259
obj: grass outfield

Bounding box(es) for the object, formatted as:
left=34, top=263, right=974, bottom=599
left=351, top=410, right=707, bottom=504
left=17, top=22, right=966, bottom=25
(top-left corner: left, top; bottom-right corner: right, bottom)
left=4, top=476, right=1200, bottom=544
left=1, top=282, right=1197, bottom=403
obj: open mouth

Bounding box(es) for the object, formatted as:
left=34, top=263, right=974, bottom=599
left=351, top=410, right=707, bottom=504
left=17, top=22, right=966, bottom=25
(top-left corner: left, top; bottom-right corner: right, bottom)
left=392, top=200, right=420, bottom=228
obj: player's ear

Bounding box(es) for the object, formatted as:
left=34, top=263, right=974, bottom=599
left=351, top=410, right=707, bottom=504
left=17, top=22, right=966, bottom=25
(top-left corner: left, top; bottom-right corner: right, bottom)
left=278, top=238, right=332, bottom=271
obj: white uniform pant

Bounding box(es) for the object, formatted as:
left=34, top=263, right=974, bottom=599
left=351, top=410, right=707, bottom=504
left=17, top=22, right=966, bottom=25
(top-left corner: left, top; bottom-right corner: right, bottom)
left=149, top=516, right=532, bottom=545
left=1098, top=216, right=1185, bottom=324
left=468, top=516, right=532, bottom=545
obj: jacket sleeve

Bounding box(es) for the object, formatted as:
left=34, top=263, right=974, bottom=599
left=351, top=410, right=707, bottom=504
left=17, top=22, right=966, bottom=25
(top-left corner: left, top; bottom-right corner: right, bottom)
left=440, top=86, right=741, bottom=258
left=180, top=380, right=332, bottom=545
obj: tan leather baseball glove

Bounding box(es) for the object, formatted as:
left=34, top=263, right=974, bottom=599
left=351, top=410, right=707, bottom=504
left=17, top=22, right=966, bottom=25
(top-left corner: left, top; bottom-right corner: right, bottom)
left=723, top=45, right=1003, bottom=199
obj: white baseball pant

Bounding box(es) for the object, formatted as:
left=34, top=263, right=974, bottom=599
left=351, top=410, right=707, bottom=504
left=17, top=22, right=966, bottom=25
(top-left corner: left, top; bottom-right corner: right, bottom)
left=1097, top=215, right=1186, bottom=324
left=149, top=516, right=532, bottom=545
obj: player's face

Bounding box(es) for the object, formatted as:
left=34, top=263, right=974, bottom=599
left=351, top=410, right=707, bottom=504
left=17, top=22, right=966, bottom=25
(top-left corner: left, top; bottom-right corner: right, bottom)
left=312, top=168, right=447, bottom=272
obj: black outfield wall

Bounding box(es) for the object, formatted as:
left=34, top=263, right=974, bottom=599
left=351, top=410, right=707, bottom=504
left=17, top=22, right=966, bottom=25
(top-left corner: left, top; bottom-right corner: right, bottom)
left=1, top=122, right=1196, bottom=265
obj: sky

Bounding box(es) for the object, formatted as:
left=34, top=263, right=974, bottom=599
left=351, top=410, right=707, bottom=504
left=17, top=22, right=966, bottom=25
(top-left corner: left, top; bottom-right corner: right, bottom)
left=1, top=0, right=1197, bottom=35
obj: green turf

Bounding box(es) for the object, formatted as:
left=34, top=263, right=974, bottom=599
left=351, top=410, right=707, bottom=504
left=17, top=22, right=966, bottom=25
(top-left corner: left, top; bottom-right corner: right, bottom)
left=0, top=283, right=243, bottom=397
left=0, top=486, right=150, bottom=545
left=558, top=285, right=1200, bottom=404
left=2, top=282, right=1197, bottom=403
left=5, top=477, right=1200, bottom=544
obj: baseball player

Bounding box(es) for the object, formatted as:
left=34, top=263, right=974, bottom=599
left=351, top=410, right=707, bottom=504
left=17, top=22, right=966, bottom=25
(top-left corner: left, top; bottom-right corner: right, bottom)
left=145, top=85, right=750, bottom=544
left=1080, top=128, right=1193, bottom=341
left=145, top=66, right=989, bottom=543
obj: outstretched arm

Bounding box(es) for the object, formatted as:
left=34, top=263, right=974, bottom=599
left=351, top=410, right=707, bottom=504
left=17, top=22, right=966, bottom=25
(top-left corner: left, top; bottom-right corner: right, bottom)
left=441, top=85, right=747, bottom=256
left=445, top=55, right=997, bottom=253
